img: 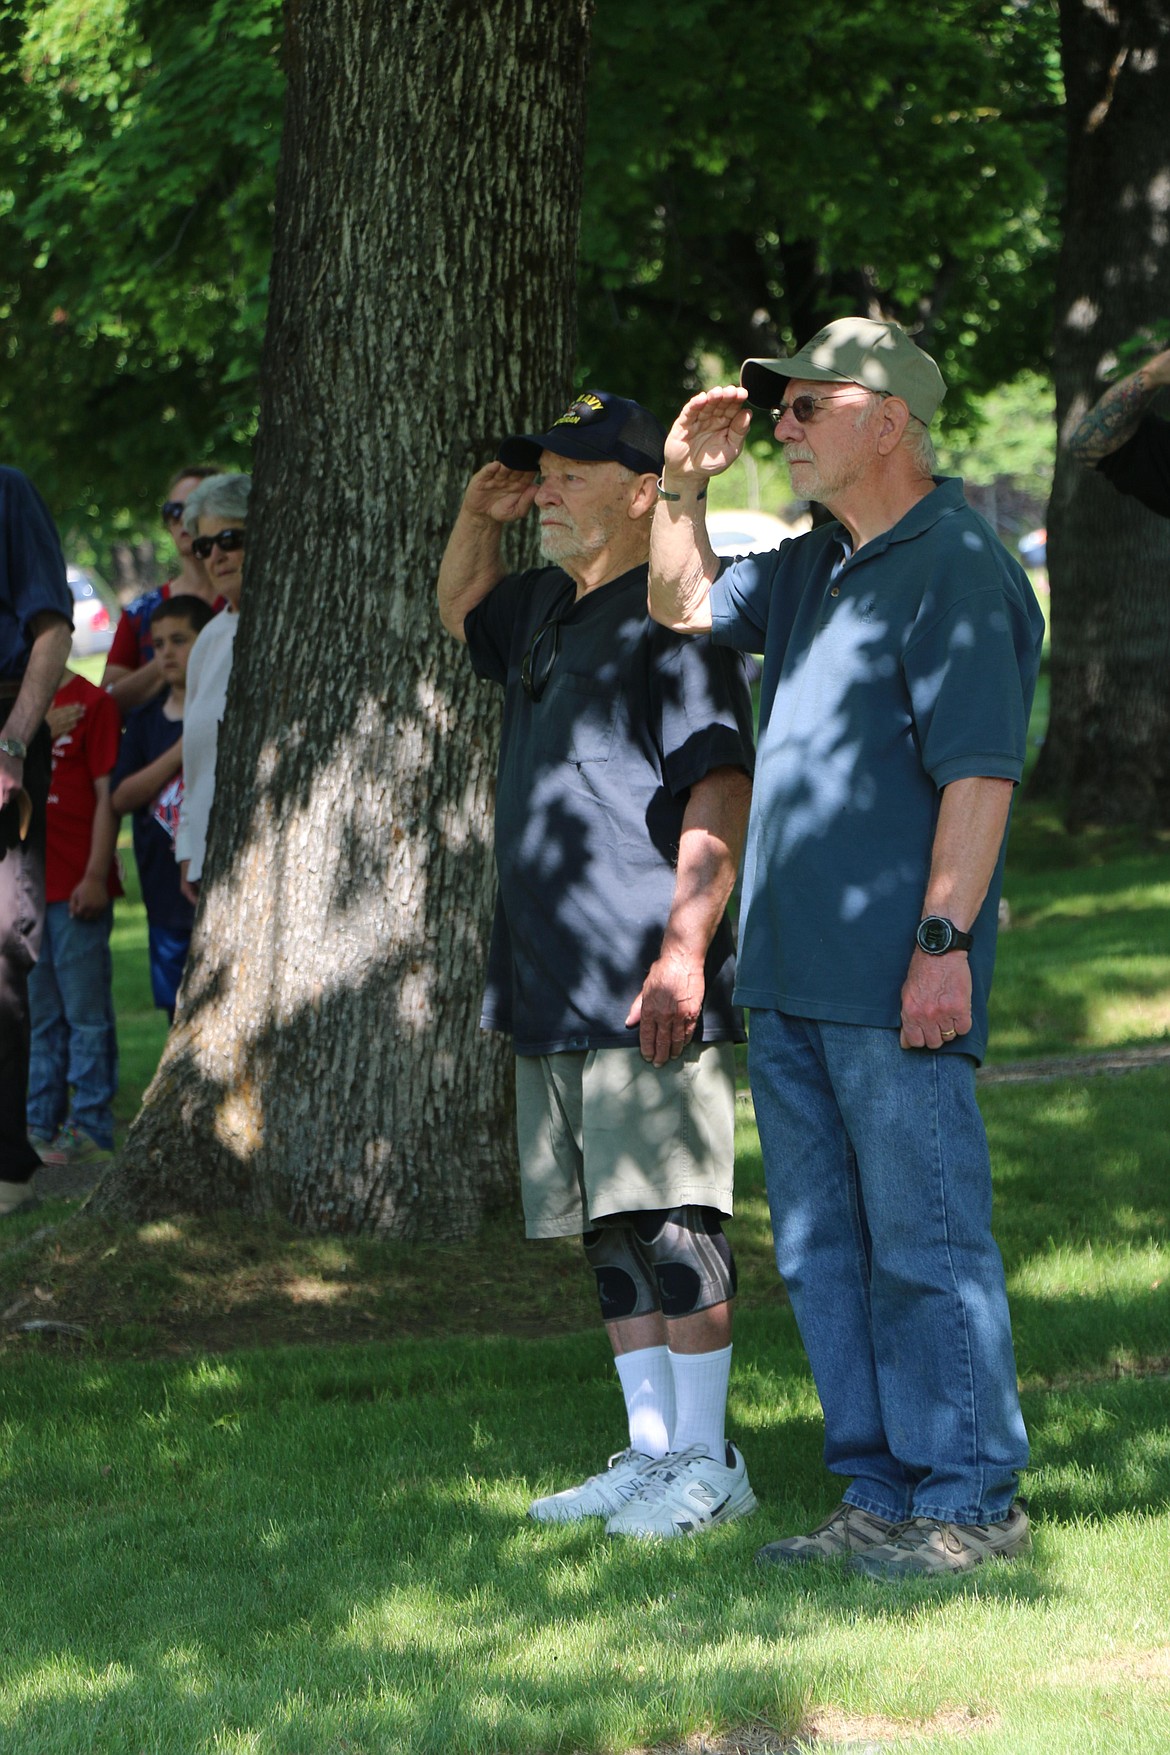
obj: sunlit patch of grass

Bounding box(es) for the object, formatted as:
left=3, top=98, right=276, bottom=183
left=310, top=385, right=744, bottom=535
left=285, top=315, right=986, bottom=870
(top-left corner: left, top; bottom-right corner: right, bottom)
left=991, top=804, right=1170, bottom=1060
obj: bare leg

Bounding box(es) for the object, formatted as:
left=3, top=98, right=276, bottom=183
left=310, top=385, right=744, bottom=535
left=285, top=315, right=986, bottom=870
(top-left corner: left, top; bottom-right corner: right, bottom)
left=605, top=1299, right=732, bottom=1355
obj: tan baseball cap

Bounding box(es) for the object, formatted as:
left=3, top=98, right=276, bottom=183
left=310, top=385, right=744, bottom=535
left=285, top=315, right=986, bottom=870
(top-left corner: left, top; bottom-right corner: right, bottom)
left=741, top=317, right=947, bottom=425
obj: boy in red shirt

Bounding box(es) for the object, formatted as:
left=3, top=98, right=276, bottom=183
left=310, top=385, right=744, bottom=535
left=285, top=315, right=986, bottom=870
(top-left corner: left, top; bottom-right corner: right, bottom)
left=27, top=671, right=123, bottom=1168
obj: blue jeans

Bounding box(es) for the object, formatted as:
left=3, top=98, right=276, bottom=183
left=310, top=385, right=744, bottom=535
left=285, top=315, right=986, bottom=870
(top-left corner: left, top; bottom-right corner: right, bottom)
left=749, top=1009, right=1028, bottom=1525
left=148, top=922, right=192, bottom=1020
left=27, top=902, right=117, bottom=1150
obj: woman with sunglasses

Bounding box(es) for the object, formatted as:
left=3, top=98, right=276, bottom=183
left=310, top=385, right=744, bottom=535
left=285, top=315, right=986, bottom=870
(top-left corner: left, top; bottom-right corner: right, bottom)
left=174, top=472, right=251, bottom=906
left=102, top=464, right=225, bottom=714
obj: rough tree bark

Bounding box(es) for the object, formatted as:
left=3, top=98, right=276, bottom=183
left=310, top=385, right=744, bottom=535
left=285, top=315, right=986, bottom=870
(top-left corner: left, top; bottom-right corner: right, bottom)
left=91, top=0, right=593, bottom=1235
left=1036, top=0, right=1170, bottom=826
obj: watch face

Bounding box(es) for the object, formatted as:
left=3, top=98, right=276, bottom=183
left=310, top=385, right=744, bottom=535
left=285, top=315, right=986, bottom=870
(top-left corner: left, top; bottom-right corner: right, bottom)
left=918, top=917, right=952, bottom=954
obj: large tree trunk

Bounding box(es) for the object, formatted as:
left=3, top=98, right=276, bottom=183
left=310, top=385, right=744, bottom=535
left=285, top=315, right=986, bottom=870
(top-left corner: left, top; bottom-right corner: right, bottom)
left=1036, top=0, right=1170, bottom=826
left=92, top=0, right=592, bottom=1236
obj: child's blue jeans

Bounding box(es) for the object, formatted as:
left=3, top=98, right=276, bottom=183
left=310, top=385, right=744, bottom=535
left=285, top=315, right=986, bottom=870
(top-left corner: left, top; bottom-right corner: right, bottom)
left=27, top=901, right=117, bottom=1150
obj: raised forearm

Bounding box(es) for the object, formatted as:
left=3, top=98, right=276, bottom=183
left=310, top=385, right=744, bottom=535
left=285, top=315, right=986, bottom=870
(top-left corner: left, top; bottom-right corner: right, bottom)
left=437, top=506, right=506, bottom=641
left=649, top=484, right=720, bottom=634
left=649, top=387, right=754, bottom=633
left=110, top=739, right=182, bottom=814
left=439, top=462, right=539, bottom=641
left=1068, top=350, right=1170, bottom=464
left=105, top=657, right=165, bottom=711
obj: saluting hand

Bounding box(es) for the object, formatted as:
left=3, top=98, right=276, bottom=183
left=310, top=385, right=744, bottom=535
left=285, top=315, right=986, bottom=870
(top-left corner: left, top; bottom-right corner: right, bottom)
left=663, top=386, right=753, bottom=483
left=462, top=462, right=540, bottom=525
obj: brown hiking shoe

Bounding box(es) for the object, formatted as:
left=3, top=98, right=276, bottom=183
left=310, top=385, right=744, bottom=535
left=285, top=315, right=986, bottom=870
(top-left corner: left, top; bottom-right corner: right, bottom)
left=849, top=1500, right=1032, bottom=1580
left=756, top=1500, right=903, bottom=1567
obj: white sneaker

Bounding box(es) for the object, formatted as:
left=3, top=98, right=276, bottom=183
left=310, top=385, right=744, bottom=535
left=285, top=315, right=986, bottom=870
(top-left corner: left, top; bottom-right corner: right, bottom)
left=528, top=1448, right=658, bottom=1523
left=605, top=1443, right=757, bottom=1539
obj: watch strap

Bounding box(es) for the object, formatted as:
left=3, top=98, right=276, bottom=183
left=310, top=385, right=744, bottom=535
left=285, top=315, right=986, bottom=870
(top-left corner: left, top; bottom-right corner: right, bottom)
left=916, top=915, right=974, bottom=955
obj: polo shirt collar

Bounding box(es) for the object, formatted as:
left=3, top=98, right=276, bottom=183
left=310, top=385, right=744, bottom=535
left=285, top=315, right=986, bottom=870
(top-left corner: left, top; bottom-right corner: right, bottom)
left=830, top=475, right=965, bottom=565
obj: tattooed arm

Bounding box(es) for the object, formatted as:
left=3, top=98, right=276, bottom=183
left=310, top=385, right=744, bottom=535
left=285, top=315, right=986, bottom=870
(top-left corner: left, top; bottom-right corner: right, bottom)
left=1068, top=348, right=1170, bottom=465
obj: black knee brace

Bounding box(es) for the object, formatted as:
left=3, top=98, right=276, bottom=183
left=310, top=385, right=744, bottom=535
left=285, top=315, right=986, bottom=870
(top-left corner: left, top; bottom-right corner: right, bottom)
left=582, top=1221, right=660, bottom=1321
left=583, top=1205, right=736, bottom=1322
left=632, top=1205, right=736, bottom=1316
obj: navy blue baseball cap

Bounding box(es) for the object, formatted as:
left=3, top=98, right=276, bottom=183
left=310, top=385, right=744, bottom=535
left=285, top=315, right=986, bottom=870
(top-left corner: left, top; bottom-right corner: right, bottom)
left=498, top=390, right=666, bottom=475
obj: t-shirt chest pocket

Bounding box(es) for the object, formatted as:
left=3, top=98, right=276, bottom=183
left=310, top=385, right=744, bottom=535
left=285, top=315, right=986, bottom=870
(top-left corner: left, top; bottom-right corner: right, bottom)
left=555, top=672, right=620, bottom=766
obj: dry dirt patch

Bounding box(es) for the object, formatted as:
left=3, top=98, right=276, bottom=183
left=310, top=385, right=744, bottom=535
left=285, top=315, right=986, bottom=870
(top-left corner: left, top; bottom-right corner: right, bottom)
left=630, top=1704, right=996, bottom=1754
left=1048, top=1644, right=1170, bottom=1689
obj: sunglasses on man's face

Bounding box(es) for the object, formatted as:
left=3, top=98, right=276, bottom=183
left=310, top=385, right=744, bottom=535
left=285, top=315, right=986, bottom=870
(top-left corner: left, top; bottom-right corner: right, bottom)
left=161, top=500, right=185, bottom=523
left=770, top=389, right=884, bottom=425
left=191, top=528, right=246, bottom=560
left=520, top=613, right=563, bottom=702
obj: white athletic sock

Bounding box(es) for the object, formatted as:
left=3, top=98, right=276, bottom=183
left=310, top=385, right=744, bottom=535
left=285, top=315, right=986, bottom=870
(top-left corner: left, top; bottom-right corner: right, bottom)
left=614, top=1344, right=675, bottom=1460
left=669, top=1343, right=733, bottom=1461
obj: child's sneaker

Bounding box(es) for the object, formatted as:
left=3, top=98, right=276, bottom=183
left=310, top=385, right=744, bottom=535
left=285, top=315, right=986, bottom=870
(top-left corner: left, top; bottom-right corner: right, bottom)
left=40, top=1122, right=113, bottom=1169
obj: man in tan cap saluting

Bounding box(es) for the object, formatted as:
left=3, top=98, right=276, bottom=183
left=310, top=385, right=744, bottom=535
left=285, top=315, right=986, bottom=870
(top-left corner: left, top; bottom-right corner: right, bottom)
left=647, top=317, right=1044, bottom=1580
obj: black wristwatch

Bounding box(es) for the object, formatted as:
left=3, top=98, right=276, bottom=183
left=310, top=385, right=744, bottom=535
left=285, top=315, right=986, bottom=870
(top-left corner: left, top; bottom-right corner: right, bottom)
left=916, top=915, right=973, bottom=956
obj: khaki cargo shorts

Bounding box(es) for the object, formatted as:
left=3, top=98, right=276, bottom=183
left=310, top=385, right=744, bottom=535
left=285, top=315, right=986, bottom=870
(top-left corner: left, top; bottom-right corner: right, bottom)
left=514, top=1041, right=737, bottom=1239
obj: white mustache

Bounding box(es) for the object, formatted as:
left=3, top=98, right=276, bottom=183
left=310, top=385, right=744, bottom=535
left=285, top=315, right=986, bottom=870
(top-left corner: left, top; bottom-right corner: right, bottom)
left=785, top=447, right=815, bottom=463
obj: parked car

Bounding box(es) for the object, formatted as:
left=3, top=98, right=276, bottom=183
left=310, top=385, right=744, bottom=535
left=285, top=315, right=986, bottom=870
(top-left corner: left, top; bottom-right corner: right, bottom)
left=67, top=566, right=117, bottom=658
left=1018, top=528, right=1047, bottom=569
left=705, top=508, right=803, bottom=558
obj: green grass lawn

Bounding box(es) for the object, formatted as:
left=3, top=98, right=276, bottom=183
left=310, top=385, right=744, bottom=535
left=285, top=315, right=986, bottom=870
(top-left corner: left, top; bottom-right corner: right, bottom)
left=3, top=1096, right=1169, bottom=1754
left=2, top=676, right=1169, bottom=1751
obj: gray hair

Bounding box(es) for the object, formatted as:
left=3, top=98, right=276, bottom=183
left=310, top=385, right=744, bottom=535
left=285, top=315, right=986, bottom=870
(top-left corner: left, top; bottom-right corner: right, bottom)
left=183, top=472, right=251, bottom=534
left=854, top=392, right=936, bottom=476
left=902, top=417, right=937, bottom=475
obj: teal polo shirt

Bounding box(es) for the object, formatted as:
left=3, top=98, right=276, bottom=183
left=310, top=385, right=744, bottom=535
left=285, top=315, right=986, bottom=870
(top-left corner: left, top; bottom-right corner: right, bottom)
left=708, top=477, right=1045, bottom=1062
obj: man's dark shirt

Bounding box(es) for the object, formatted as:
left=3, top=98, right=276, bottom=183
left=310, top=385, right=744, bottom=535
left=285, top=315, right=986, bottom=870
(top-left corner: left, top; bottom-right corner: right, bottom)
left=0, top=468, right=72, bottom=678
left=1096, top=415, right=1170, bottom=518
left=464, top=563, right=755, bottom=1055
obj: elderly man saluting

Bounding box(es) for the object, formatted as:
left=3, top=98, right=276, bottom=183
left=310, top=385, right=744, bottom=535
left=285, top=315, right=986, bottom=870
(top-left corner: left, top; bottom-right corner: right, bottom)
left=438, top=391, right=756, bottom=1539
left=648, top=319, right=1045, bottom=1580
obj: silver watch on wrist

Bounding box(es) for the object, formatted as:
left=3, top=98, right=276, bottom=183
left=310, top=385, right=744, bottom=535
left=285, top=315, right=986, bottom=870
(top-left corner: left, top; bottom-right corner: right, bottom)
left=0, top=736, right=28, bottom=760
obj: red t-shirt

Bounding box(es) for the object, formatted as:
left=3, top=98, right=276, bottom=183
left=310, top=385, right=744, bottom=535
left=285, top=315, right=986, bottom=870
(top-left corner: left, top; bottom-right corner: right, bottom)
left=107, top=580, right=225, bottom=671
left=45, top=674, right=125, bottom=903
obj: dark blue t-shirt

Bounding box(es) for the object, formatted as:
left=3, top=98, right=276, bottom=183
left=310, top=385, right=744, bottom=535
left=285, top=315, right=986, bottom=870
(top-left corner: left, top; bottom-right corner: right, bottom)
left=1096, top=415, right=1170, bottom=517
left=0, top=467, right=73, bottom=680
left=111, top=694, right=193, bottom=935
left=708, top=478, right=1045, bottom=1063
left=465, top=563, right=755, bottom=1055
